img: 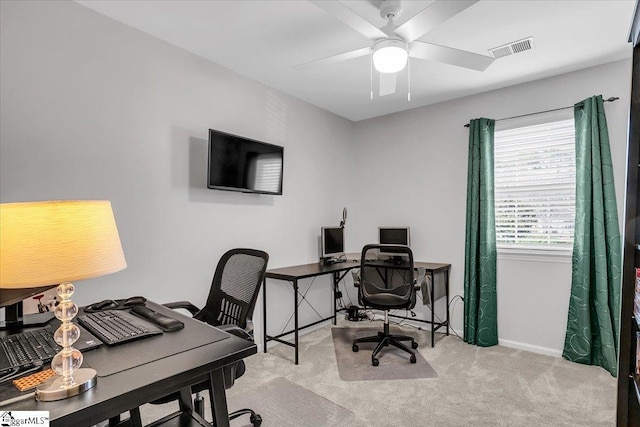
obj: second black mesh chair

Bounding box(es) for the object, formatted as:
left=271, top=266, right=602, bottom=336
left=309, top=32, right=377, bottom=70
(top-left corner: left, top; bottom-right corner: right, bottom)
left=352, top=244, right=418, bottom=366
left=130, top=248, right=269, bottom=427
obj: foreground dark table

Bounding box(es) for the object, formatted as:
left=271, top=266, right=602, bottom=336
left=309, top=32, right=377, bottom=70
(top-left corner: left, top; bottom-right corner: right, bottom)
left=0, top=301, right=256, bottom=427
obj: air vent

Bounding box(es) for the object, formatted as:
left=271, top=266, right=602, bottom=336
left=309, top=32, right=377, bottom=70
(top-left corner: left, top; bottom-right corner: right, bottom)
left=489, top=37, right=535, bottom=58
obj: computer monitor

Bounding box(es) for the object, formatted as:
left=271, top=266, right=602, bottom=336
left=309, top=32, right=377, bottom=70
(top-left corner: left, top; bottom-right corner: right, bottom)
left=378, top=226, right=411, bottom=259
left=321, top=226, right=345, bottom=262
left=0, top=285, right=56, bottom=330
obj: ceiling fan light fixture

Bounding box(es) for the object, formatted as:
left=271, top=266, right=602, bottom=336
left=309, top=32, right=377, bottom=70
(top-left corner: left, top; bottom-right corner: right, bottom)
left=372, top=39, right=408, bottom=73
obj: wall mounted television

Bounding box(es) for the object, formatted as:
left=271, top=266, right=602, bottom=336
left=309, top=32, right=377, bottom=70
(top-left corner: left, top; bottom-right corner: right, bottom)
left=207, top=129, right=284, bottom=195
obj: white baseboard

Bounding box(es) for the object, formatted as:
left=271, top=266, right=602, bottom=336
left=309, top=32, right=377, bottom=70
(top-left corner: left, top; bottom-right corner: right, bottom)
left=257, top=321, right=563, bottom=359
left=498, top=338, right=562, bottom=358
left=396, top=323, right=563, bottom=359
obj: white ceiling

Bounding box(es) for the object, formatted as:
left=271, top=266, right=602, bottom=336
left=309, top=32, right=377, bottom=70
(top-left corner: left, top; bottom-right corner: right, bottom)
left=75, top=0, right=635, bottom=122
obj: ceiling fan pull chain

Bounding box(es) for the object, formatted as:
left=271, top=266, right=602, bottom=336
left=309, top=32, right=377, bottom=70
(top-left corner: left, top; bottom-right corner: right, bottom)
left=370, top=52, right=374, bottom=101
left=407, top=57, right=411, bottom=102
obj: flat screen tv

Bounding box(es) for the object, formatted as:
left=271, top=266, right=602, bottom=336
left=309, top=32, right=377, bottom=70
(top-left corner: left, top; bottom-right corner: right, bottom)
left=208, top=129, right=284, bottom=195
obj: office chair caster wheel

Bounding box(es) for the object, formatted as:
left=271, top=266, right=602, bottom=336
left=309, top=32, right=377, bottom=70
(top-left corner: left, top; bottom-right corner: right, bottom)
left=250, top=413, right=262, bottom=427
left=411, top=341, right=418, bottom=349
left=352, top=344, right=359, bottom=352
left=372, top=358, right=379, bottom=366
left=410, top=354, right=417, bottom=363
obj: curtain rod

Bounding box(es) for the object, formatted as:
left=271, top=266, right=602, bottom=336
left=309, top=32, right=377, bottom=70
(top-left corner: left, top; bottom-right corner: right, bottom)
left=463, top=96, right=619, bottom=128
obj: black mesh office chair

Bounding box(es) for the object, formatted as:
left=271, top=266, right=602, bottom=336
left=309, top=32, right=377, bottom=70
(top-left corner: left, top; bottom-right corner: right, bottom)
left=126, top=248, right=269, bottom=427
left=352, top=244, right=418, bottom=366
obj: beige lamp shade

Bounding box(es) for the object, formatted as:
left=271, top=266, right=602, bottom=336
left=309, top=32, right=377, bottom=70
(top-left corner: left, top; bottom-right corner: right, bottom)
left=0, top=200, right=127, bottom=289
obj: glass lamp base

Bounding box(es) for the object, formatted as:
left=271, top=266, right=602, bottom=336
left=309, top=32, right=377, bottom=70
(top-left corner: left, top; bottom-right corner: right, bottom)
left=35, top=368, right=97, bottom=401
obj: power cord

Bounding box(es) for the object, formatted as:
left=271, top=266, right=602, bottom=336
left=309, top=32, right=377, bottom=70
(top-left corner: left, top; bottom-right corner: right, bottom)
left=336, top=277, right=354, bottom=310
left=0, top=361, right=44, bottom=384
left=446, top=294, right=464, bottom=340
left=378, top=303, right=466, bottom=341
left=0, top=392, right=36, bottom=407
left=0, top=368, right=19, bottom=384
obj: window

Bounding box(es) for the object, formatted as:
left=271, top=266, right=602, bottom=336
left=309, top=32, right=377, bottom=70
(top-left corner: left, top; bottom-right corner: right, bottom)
left=494, top=119, right=575, bottom=253
left=248, top=153, right=283, bottom=193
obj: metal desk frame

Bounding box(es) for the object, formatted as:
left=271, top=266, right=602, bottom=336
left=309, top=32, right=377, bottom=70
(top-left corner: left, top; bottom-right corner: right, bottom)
left=262, top=259, right=451, bottom=365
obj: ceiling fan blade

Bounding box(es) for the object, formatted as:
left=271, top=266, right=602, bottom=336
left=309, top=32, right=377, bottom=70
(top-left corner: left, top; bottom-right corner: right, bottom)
left=294, top=47, right=371, bottom=71
left=409, top=41, right=494, bottom=71
left=395, top=0, right=478, bottom=43
left=379, top=72, right=397, bottom=97
left=309, top=0, right=387, bottom=40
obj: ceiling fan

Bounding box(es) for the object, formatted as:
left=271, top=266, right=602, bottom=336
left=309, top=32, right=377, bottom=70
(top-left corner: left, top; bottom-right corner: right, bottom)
left=297, top=0, right=495, bottom=97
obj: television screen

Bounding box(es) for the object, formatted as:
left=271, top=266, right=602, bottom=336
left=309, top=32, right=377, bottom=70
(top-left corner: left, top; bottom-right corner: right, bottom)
left=208, top=129, right=284, bottom=195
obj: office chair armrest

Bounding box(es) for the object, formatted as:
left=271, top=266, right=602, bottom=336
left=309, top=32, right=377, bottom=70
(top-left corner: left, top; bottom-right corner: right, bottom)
left=351, top=270, right=361, bottom=287
left=245, top=319, right=254, bottom=335
left=218, top=324, right=253, bottom=341
left=162, top=301, right=200, bottom=316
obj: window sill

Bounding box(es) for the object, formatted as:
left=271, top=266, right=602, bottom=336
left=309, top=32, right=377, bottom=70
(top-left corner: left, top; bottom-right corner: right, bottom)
left=497, top=247, right=572, bottom=263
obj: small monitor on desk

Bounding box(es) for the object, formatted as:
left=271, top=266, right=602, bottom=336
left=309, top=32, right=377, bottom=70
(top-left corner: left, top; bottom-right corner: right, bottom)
left=0, top=285, right=56, bottom=331
left=378, top=226, right=411, bottom=261
left=321, top=226, right=345, bottom=264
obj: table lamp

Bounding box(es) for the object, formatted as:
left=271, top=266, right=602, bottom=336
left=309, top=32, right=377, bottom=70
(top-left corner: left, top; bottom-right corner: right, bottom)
left=0, top=200, right=126, bottom=401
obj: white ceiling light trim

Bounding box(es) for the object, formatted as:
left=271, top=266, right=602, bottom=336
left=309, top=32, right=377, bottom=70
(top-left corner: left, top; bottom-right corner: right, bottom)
left=372, top=38, right=408, bottom=73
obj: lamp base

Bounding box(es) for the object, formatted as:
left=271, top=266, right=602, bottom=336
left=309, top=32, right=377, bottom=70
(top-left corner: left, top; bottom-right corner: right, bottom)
left=35, top=368, right=97, bottom=401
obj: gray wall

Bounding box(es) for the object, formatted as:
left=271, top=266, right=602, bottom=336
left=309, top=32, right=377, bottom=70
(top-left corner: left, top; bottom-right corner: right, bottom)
left=350, top=59, right=631, bottom=355
left=0, top=1, right=355, bottom=341
left=0, top=1, right=632, bottom=356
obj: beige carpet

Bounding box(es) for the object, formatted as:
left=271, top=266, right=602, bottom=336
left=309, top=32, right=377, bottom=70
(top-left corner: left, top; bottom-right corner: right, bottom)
left=227, top=377, right=354, bottom=426
left=331, top=326, right=438, bottom=381
left=130, top=319, right=617, bottom=427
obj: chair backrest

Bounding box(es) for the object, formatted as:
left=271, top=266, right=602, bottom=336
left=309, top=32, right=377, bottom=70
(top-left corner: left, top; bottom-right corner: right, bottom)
left=194, top=248, right=269, bottom=330
left=359, top=244, right=416, bottom=310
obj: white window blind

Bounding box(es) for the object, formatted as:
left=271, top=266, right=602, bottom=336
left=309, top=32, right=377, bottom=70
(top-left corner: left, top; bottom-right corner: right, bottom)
left=494, top=119, right=576, bottom=252
left=248, top=153, right=282, bottom=193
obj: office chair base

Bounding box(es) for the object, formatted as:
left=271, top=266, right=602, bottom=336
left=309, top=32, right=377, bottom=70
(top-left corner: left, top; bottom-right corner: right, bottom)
left=352, top=323, right=418, bottom=366
left=229, top=408, right=262, bottom=427
left=194, top=393, right=261, bottom=427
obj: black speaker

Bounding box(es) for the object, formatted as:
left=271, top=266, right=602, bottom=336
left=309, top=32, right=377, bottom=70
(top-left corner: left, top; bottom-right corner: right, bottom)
left=347, top=305, right=360, bottom=321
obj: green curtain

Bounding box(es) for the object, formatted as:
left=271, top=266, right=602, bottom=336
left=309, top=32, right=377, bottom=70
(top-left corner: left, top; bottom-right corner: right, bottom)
left=563, top=95, right=622, bottom=376
left=464, top=118, right=498, bottom=347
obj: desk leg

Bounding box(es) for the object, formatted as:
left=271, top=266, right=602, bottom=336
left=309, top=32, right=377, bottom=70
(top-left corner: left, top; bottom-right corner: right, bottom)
left=263, top=277, right=267, bottom=354
left=294, top=278, right=299, bottom=365
left=209, top=368, right=230, bottom=427
left=430, top=271, right=435, bottom=348
left=445, top=268, right=450, bottom=337
left=333, top=272, right=338, bottom=325
left=178, top=387, right=194, bottom=413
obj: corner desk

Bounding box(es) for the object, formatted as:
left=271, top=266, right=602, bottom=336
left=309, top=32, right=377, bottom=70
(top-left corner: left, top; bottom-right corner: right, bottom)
left=0, top=301, right=256, bottom=427
left=262, top=258, right=451, bottom=364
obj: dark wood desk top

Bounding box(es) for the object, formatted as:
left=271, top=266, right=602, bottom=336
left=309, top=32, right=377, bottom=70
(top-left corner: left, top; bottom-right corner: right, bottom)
left=265, top=258, right=450, bottom=281
left=413, top=262, right=451, bottom=274
left=0, top=301, right=256, bottom=427
left=265, top=260, right=360, bottom=280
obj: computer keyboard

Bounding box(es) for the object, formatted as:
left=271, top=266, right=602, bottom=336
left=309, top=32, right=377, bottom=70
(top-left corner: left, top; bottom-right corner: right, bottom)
left=0, top=328, right=60, bottom=372
left=77, top=310, right=162, bottom=346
